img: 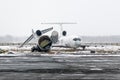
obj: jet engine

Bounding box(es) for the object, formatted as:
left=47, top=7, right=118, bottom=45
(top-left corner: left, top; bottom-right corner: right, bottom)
left=62, top=31, right=67, bottom=36
left=31, top=35, right=52, bottom=52
left=51, top=31, right=59, bottom=43
left=36, top=30, right=42, bottom=36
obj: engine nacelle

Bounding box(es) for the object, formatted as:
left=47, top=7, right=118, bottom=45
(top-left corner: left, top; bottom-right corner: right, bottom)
left=31, top=35, right=52, bottom=52
left=36, top=30, right=42, bottom=36
left=62, top=31, right=67, bottom=36
left=51, top=31, right=59, bottom=44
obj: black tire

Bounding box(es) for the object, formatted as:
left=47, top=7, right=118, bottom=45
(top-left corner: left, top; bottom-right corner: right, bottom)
left=31, top=46, right=36, bottom=52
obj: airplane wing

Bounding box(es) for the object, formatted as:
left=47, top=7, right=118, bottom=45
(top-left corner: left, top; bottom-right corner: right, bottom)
left=19, top=27, right=53, bottom=48
left=41, top=27, right=53, bottom=34
left=52, top=44, right=76, bottom=48
left=52, top=44, right=87, bottom=50
left=52, top=45, right=68, bottom=48
left=19, top=34, right=34, bottom=48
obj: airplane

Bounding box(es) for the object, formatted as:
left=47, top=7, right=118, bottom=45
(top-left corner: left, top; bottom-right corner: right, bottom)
left=41, top=23, right=86, bottom=50
left=20, top=23, right=86, bottom=52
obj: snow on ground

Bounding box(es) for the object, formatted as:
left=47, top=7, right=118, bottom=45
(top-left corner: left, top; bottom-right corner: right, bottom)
left=86, top=45, right=120, bottom=51
left=0, top=46, right=31, bottom=53
left=0, top=45, right=120, bottom=54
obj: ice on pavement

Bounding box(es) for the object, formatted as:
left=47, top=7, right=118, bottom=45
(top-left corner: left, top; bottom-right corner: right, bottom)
left=0, top=45, right=120, bottom=54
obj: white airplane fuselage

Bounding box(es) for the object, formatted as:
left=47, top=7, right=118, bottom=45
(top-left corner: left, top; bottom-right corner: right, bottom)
left=58, top=35, right=81, bottom=48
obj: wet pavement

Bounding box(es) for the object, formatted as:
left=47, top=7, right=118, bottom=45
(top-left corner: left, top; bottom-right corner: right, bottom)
left=0, top=52, right=120, bottom=80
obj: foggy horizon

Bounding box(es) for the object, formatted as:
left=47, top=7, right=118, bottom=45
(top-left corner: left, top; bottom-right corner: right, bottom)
left=0, top=0, right=120, bottom=36
left=1, top=35, right=120, bottom=43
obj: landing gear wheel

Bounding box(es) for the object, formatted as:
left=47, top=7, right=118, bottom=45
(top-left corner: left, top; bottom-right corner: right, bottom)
left=82, top=46, right=86, bottom=50
left=31, top=46, right=37, bottom=52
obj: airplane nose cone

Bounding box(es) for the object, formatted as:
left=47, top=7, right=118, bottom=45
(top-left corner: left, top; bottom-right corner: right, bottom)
left=75, top=41, right=81, bottom=47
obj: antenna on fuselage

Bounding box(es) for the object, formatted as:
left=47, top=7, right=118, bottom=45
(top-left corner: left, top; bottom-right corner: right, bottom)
left=41, top=22, right=77, bottom=37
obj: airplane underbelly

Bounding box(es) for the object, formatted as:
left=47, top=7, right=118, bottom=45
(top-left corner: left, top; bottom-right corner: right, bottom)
left=75, top=41, right=81, bottom=47
left=69, top=41, right=81, bottom=48
left=66, top=41, right=76, bottom=48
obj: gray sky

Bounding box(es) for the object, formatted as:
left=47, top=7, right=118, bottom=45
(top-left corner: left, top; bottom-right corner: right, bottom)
left=0, top=0, right=120, bottom=36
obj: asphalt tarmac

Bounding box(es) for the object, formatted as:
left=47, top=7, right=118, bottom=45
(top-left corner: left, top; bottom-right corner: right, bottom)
left=0, top=52, right=120, bottom=80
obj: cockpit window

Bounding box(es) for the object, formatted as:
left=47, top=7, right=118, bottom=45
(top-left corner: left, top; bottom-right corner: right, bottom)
left=73, top=38, right=81, bottom=41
